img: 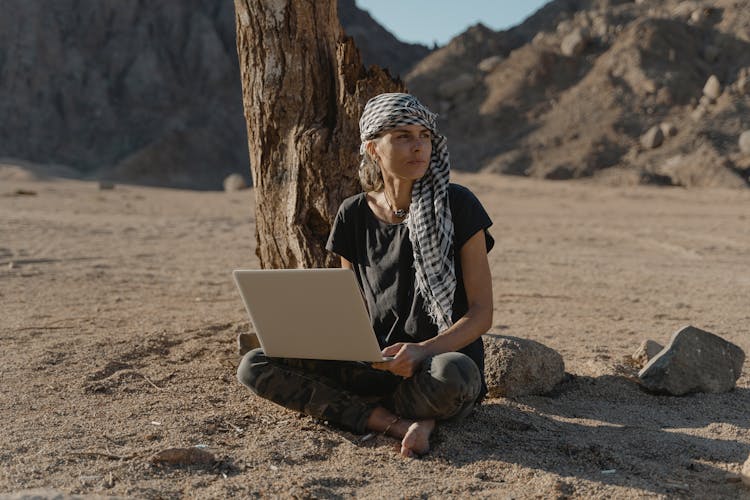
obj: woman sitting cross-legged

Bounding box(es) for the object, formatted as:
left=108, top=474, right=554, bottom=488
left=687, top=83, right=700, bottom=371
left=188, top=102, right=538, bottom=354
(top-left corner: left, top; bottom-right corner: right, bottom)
left=237, top=93, right=495, bottom=457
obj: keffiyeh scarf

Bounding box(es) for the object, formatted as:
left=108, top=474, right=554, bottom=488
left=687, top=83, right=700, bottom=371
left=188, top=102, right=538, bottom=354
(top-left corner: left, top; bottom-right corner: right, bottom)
left=359, top=93, right=455, bottom=331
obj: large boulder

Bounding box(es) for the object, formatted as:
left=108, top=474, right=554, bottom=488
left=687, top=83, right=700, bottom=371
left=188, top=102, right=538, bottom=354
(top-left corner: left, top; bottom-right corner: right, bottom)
left=638, top=326, right=745, bottom=395
left=482, top=334, right=565, bottom=397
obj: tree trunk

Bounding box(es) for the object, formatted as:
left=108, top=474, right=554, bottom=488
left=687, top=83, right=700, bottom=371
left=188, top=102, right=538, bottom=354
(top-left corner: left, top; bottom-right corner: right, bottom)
left=234, top=0, right=403, bottom=269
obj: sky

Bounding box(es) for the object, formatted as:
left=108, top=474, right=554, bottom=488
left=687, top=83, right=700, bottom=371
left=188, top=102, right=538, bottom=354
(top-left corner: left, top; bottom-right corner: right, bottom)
left=355, top=0, right=551, bottom=47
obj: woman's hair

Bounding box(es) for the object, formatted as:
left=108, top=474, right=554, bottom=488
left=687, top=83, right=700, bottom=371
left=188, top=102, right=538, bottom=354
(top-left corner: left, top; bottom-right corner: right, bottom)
left=358, top=139, right=384, bottom=192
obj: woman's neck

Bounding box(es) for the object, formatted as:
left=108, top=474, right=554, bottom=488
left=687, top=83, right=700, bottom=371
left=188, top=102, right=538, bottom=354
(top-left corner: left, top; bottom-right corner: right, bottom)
left=383, top=178, right=413, bottom=211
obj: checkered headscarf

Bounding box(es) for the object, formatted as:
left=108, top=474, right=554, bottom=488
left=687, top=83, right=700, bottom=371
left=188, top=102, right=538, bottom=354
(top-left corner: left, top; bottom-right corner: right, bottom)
left=359, top=93, right=455, bottom=331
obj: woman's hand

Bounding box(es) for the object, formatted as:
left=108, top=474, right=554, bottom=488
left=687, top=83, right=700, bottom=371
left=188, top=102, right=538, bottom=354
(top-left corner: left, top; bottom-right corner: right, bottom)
left=372, top=342, right=429, bottom=378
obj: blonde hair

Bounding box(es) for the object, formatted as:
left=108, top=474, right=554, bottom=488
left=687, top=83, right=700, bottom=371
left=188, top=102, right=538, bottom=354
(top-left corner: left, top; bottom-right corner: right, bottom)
left=358, top=139, right=384, bottom=192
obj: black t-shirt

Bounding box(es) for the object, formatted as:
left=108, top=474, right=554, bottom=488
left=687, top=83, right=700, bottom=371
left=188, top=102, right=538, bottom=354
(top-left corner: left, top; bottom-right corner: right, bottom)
left=325, top=183, right=494, bottom=379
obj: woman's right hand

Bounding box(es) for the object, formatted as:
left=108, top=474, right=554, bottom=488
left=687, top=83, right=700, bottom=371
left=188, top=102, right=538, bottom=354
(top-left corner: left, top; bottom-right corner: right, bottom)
left=372, top=342, right=428, bottom=378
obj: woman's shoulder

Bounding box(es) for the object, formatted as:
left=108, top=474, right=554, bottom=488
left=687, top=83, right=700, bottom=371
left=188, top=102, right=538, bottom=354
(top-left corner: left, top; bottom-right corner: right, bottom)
left=448, top=183, right=481, bottom=205
left=335, top=191, right=368, bottom=218
left=339, top=191, right=367, bottom=207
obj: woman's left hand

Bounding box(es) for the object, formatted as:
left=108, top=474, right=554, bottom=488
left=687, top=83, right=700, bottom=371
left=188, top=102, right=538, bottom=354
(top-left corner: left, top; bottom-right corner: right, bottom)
left=372, top=342, right=429, bottom=378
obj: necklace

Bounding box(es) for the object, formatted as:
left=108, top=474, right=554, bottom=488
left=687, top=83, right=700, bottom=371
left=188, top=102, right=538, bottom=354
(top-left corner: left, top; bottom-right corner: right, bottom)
left=383, top=192, right=409, bottom=219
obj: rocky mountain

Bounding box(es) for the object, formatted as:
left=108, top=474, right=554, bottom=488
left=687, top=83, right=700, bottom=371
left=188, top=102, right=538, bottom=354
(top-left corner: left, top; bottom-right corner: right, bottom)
left=2, top=0, right=748, bottom=189
left=0, top=0, right=427, bottom=189
left=406, top=0, right=750, bottom=187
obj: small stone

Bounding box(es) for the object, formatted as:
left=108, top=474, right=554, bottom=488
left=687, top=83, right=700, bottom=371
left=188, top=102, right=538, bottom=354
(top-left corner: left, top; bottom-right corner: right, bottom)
left=561, top=29, right=587, bottom=57
left=223, top=173, right=247, bottom=192
left=739, top=131, right=750, bottom=155
left=237, top=332, right=260, bottom=356
left=150, top=447, right=215, bottom=466
left=703, top=75, right=721, bottom=100
left=98, top=180, right=115, bottom=190
left=8, top=261, right=15, bottom=270
left=478, top=55, right=503, bottom=73
left=742, top=454, right=750, bottom=486
left=632, top=339, right=664, bottom=367
left=659, top=122, right=677, bottom=137
left=640, top=126, right=664, bottom=149
left=638, top=325, right=745, bottom=395
left=483, top=334, right=565, bottom=397
left=690, top=8, right=705, bottom=24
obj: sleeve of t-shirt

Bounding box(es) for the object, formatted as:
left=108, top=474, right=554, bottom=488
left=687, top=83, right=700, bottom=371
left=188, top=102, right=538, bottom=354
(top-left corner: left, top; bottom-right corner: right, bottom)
left=325, top=197, right=358, bottom=263
left=451, top=184, right=495, bottom=253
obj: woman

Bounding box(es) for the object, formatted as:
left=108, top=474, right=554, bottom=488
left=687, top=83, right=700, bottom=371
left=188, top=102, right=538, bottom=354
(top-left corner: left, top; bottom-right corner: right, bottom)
left=237, top=93, right=494, bottom=457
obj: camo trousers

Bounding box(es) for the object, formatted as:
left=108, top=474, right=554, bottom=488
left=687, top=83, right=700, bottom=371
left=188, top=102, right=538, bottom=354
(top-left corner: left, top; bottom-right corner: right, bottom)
left=237, top=349, right=482, bottom=434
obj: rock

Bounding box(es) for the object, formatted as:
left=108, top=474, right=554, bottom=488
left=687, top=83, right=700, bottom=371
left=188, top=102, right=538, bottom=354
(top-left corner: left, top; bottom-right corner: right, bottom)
left=739, top=131, right=750, bottom=155
left=438, top=73, right=475, bottom=99
left=703, top=75, right=722, bottom=100
left=640, top=126, right=664, bottom=149
left=150, top=447, right=216, bottom=466
left=482, top=334, right=565, bottom=397
left=238, top=332, right=260, bottom=356
left=742, top=454, right=750, bottom=486
left=478, top=55, right=503, bottom=73
left=561, top=29, right=587, bottom=57
left=659, top=122, right=677, bottom=137
left=223, top=173, right=247, bottom=192
left=638, top=325, right=745, bottom=395
left=98, top=180, right=115, bottom=190
left=690, top=8, right=706, bottom=24
left=632, top=339, right=664, bottom=367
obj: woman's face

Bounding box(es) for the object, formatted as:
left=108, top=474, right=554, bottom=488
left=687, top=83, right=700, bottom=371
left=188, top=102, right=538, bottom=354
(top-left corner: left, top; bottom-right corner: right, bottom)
left=369, top=124, right=432, bottom=183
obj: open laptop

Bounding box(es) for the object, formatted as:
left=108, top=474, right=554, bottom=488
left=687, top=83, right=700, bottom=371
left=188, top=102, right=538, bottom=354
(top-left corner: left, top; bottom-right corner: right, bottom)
left=232, top=268, right=392, bottom=362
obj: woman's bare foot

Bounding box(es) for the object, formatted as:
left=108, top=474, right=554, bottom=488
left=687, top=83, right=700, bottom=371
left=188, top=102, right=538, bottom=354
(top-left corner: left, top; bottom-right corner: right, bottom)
left=400, top=419, right=435, bottom=458
left=366, top=407, right=436, bottom=458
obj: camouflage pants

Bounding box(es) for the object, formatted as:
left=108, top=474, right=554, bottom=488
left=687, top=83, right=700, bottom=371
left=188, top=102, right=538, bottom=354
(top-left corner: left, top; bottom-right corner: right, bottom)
left=237, top=349, right=482, bottom=434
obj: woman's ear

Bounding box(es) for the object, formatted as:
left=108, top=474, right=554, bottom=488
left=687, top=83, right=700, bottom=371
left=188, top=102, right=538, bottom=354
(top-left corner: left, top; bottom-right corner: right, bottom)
left=366, top=140, right=379, bottom=163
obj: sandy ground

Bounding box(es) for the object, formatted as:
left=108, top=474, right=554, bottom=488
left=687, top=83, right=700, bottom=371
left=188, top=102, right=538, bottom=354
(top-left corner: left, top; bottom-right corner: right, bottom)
left=1, top=168, right=749, bottom=499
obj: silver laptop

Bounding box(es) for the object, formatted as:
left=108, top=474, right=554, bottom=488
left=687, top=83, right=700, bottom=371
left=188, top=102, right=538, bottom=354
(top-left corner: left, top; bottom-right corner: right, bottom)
left=232, top=268, right=391, bottom=362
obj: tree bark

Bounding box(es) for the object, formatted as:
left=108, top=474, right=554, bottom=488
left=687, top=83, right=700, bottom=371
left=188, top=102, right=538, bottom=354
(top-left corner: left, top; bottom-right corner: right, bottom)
left=234, top=0, right=403, bottom=268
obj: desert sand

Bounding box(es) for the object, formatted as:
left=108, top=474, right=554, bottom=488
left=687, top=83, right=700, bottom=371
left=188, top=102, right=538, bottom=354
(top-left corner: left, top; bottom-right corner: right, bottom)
left=1, top=168, right=749, bottom=499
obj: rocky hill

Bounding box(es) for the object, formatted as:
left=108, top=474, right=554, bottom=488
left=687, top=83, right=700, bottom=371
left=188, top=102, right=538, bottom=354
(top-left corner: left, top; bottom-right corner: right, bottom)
left=0, top=0, right=426, bottom=189
left=2, top=0, right=748, bottom=189
left=406, top=0, right=750, bottom=187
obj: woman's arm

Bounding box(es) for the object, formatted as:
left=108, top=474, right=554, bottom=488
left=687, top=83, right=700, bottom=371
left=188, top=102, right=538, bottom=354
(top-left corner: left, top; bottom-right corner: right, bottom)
left=374, top=230, right=493, bottom=377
